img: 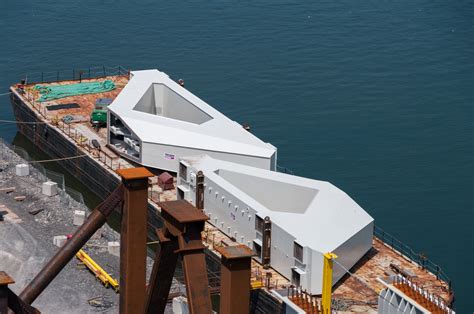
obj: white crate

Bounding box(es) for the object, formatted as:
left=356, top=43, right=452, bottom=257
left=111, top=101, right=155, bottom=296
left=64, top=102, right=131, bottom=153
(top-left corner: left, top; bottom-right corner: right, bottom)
left=15, top=164, right=29, bottom=176
left=42, top=181, right=58, bottom=196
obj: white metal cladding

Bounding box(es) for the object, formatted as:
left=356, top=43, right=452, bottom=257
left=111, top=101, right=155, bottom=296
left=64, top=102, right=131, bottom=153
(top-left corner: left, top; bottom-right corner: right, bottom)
left=107, top=69, right=277, bottom=172
left=178, top=155, right=374, bottom=294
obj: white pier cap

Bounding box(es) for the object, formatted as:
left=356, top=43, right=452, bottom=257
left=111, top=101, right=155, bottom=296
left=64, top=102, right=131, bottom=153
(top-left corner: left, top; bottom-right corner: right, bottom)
left=178, top=155, right=374, bottom=294
left=107, top=69, right=277, bottom=172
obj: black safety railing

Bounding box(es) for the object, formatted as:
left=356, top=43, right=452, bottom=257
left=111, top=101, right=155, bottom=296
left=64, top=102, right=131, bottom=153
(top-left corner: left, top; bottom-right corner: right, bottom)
left=373, top=224, right=452, bottom=290
left=276, top=165, right=294, bottom=175
left=23, top=65, right=129, bottom=85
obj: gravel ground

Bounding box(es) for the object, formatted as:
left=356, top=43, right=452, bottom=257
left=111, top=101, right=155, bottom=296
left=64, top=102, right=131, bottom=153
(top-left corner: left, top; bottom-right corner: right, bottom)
left=0, top=141, right=178, bottom=313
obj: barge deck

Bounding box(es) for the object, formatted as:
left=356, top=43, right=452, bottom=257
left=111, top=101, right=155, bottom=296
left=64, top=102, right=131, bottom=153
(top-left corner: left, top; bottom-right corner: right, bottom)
left=9, top=71, right=453, bottom=313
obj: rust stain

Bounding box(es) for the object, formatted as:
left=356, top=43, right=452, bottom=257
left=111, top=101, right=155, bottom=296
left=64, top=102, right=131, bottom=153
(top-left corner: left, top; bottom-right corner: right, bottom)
left=332, top=238, right=451, bottom=310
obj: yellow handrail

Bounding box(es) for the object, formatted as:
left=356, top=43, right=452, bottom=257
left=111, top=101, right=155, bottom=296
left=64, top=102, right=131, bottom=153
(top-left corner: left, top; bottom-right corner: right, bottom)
left=250, top=280, right=264, bottom=290
left=321, top=252, right=337, bottom=313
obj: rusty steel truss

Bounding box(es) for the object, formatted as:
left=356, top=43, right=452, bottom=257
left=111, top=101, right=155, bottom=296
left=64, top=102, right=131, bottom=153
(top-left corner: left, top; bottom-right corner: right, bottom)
left=2, top=167, right=256, bottom=314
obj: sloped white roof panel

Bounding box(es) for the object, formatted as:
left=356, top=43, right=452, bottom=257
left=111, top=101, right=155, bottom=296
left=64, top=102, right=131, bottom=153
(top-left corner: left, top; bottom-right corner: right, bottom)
left=108, top=70, right=276, bottom=158
left=183, top=155, right=374, bottom=253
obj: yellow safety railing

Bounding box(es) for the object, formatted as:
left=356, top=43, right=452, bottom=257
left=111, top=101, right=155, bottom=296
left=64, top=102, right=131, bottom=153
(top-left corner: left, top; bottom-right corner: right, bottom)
left=250, top=280, right=264, bottom=290
left=321, top=252, right=337, bottom=313
left=76, top=249, right=119, bottom=292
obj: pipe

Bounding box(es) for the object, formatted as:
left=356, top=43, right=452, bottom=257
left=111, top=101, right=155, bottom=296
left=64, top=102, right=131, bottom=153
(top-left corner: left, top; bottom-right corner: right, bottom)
left=20, top=210, right=106, bottom=303
left=20, top=185, right=123, bottom=304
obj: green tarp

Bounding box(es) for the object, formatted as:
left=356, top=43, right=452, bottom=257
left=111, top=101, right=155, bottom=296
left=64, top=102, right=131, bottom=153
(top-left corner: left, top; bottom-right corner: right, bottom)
left=35, top=80, right=116, bottom=102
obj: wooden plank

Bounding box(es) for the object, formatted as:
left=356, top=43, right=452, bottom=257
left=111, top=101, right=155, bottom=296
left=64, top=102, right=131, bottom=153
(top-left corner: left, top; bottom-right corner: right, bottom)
left=29, top=208, right=44, bottom=215
left=0, top=187, right=15, bottom=193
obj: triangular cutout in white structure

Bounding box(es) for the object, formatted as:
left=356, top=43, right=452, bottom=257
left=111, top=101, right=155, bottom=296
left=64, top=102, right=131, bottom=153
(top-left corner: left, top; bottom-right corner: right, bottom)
left=179, top=155, right=374, bottom=294
left=107, top=70, right=277, bottom=172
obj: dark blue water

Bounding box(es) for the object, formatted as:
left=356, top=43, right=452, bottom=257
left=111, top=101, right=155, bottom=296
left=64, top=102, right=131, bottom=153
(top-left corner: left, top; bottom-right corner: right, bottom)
left=1, top=0, right=472, bottom=311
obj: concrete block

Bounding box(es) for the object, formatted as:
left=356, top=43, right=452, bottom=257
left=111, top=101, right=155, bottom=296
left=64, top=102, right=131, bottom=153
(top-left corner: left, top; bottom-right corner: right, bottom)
left=73, top=210, right=86, bottom=226
left=107, top=241, right=120, bottom=257
left=15, top=164, right=29, bottom=176
left=42, top=181, right=58, bottom=196
left=172, top=296, right=189, bottom=314
left=53, top=235, right=67, bottom=247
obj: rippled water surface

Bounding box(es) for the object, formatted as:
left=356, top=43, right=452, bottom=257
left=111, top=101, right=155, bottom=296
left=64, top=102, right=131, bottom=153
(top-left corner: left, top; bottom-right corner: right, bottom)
left=0, top=0, right=472, bottom=311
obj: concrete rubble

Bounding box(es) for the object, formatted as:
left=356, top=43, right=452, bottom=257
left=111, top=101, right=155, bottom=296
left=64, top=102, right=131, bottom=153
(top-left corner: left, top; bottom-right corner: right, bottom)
left=42, top=181, right=58, bottom=196
left=0, top=140, right=179, bottom=313
left=15, top=163, right=29, bottom=176
left=73, top=210, right=86, bottom=226
left=52, top=235, right=68, bottom=247
left=107, top=242, right=120, bottom=257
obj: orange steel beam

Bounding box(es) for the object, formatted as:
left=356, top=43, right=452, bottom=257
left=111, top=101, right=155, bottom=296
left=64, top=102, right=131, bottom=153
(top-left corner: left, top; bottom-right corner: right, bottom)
left=117, top=167, right=153, bottom=314
left=0, top=272, right=14, bottom=313
left=159, top=200, right=212, bottom=314
left=144, top=229, right=179, bottom=314
left=1, top=271, right=40, bottom=313
left=217, top=245, right=254, bottom=314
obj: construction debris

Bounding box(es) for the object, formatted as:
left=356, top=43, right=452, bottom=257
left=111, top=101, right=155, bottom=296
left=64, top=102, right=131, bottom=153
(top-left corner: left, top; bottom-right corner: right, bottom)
left=53, top=235, right=68, bottom=247
left=88, top=296, right=114, bottom=311
left=172, top=296, right=189, bottom=314
left=0, top=141, right=124, bottom=312
left=15, top=164, right=29, bottom=176
left=107, top=242, right=120, bottom=257
left=0, top=206, right=22, bottom=224
left=0, top=187, right=15, bottom=193
left=28, top=208, right=45, bottom=215
left=73, top=210, right=86, bottom=226
left=42, top=181, right=58, bottom=196
left=91, top=228, right=103, bottom=240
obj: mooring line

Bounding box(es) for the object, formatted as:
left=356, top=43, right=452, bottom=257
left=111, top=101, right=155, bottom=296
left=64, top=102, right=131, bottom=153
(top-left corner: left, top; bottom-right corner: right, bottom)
left=0, top=119, right=48, bottom=124
left=28, top=154, right=87, bottom=163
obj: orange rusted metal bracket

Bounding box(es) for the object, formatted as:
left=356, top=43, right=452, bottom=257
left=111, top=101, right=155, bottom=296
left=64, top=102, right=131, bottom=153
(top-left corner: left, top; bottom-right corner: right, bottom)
left=1, top=271, right=40, bottom=314
left=144, top=228, right=179, bottom=314
left=144, top=200, right=212, bottom=314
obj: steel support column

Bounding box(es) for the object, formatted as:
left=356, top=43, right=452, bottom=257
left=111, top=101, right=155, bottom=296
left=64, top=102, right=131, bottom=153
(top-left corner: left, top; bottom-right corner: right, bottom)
left=217, top=245, right=253, bottom=314
left=117, top=168, right=153, bottom=314
left=262, top=216, right=272, bottom=268
left=144, top=229, right=179, bottom=314
left=0, top=272, right=14, bottom=314
left=159, top=200, right=212, bottom=314
left=1, top=272, right=40, bottom=314
left=195, top=171, right=205, bottom=210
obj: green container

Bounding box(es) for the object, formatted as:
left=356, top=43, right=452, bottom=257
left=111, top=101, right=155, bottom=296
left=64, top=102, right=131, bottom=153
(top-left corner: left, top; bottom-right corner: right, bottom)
left=90, top=109, right=107, bottom=125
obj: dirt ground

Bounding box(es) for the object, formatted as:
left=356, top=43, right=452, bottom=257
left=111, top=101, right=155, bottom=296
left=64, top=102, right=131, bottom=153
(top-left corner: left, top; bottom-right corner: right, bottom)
left=0, top=141, right=176, bottom=313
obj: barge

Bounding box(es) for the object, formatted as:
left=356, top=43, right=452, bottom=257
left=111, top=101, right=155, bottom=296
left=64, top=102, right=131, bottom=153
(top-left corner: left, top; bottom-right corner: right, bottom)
left=8, top=66, right=454, bottom=313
